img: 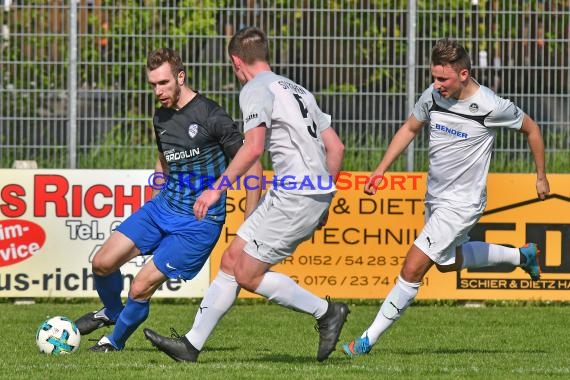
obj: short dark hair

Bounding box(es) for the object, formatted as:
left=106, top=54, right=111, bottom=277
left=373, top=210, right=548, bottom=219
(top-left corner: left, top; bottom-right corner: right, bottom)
left=431, top=38, right=471, bottom=72
left=146, top=47, right=185, bottom=78
left=228, top=26, right=270, bottom=64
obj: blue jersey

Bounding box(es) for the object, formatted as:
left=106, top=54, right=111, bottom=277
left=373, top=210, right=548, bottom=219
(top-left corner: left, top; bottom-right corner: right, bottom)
left=153, top=93, right=243, bottom=222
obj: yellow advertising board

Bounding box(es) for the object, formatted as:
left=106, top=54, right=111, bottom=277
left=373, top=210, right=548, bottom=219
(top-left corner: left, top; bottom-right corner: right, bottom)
left=453, top=174, right=570, bottom=299
left=212, top=172, right=570, bottom=300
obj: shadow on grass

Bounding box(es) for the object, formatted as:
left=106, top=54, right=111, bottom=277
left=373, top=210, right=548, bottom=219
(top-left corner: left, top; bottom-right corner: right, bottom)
left=385, top=347, right=547, bottom=355
left=253, top=353, right=350, bottom=364
left=131, top=345, right=241, bottom=354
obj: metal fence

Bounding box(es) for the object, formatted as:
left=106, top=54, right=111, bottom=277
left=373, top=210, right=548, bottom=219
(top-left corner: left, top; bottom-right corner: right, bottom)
left=1, top=1, right=569, bottom=172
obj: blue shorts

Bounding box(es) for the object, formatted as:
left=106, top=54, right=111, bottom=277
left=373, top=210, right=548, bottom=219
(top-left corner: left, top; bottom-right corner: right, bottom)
left=116, top=197, right=222, bottom=281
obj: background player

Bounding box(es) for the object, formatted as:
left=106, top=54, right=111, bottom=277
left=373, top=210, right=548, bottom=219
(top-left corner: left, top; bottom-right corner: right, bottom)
left=342, top=38, right=550, bottom=357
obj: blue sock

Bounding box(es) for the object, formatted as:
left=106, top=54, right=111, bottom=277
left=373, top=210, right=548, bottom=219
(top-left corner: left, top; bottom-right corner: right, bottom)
left=94, top=271, right=124, bottom=321
left=108, top=297, right=150, bottom=350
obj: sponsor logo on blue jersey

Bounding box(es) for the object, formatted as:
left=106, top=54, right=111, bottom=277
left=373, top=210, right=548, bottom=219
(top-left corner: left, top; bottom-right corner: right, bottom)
left=163, top=148, right=201, bottom=162
left=435, top=123, right=468, bottom=139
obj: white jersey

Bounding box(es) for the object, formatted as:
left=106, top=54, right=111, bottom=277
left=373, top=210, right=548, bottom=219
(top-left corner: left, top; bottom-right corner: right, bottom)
left=413, top=83, right=524, bottom=204
left=240, top=71, right=334, bottom=194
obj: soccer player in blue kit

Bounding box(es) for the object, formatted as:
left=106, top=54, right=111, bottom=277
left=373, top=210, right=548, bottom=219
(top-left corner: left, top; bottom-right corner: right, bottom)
left=74, top=47, right=261, bottom=352
left=342, top=38, right=550, bottom=357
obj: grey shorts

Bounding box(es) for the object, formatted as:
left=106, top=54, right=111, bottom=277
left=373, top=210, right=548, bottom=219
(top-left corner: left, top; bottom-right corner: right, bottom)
left=237, top=189, right=333, bottom=264
left=414, top=194, right=485, bottom=265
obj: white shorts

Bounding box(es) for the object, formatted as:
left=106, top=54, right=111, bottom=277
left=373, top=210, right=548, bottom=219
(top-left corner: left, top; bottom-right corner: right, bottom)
left=414, top=194, right=485, bottom=265
left=237, top=189, right=333, bottom=264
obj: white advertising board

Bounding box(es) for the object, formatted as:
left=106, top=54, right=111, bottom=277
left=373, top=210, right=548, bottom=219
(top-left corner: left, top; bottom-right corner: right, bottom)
left=0, top=169, right=210, bottom=298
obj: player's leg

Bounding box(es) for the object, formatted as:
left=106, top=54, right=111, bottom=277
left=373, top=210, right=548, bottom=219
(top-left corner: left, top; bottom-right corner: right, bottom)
left=235, top=249, right=326, bottom=312
left=234, top=190, right=332, bottom=315
left=434, top=198, right=541, bottom=280
left=456, top=242, right=541, bottom=280
left=343, top=245, right=428, bottom=357
left=184, top=237, right=244, bottom=351
left=143, top=219, right=224, bottom=360
left=234, top=249, right=349, bottom=362
left=234, top=190, right=349, bottom=362
left=143, top=214, right=250, bottom=361
left=344, top=197, right=457, bottom=357
left=77, top=199, right=169, bottom=337
left=457, top=242, right=519, bottom=268
left=179, top=194, right=273, bottom=352
left=91, top=259, right=166, bottom=352
left=74, top=231, right=139, bottom=335
left=100, top=219, right=221, bottom=352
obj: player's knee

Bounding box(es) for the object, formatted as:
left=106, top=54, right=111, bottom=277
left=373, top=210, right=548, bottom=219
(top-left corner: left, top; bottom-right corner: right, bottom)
left=128, top=281, right=152, bottom=301
left=234, top=268, right=260, bottom=292
left=234, top=273, right=255, bottom=292
left=399, top=268, right=424, bottom=283
left=92, top=254, right=116, bottom=276
left=220, top=247, right=239, bottom=273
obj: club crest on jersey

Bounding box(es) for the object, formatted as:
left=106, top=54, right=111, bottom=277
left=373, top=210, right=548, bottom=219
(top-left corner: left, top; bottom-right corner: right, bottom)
left=188, top=123, right=199, bottom=138
left=469, top=103, right=479, bottom=113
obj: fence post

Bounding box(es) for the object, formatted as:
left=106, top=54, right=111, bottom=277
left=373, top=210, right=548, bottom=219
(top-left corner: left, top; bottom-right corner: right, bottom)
left=67, top=0, right=78, bottom=169
left=405, top=0, right=417, bottom=172
left=12, top=159, right=37, bottom=305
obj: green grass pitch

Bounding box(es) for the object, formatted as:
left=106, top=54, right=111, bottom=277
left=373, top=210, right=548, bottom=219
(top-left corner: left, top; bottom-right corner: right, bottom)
left=2, top=300, right=569, bottom=379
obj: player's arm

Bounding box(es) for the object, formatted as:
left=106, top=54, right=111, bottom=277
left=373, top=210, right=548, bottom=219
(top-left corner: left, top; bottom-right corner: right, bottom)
left=153, top=153, right=169, bottom=197
left=194, top=125, right=266, bottom=220
left=321, top=126, right=345, bottom=181
left=243, top=155, right=262, bottom=219
left=316, top=126, right=344, bottom=228
left=519, top=113, right=550, bottom=199
left=364, top=115, right=425, bottom=195
left=208, top=104, right=262, bottom=219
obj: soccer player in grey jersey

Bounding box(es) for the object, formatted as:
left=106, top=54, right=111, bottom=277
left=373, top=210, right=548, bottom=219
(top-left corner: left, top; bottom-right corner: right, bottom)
left=342, top=38, right=550, bottom=357
left=144, top=27, right=349, bottom=362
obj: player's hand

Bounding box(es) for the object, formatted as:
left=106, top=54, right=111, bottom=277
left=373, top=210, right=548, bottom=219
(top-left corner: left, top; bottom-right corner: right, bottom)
left=536, top=177, right=550, bottom=200
left=363, top=172, right=385, bottom=195
left=194, top=189, right=222, bottom=220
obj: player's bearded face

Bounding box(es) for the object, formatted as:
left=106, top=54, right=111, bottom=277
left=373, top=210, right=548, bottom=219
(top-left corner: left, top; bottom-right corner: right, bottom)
left=168, top=82, right=181, bottom=108
left=147, top=63, right=181, bottom=108
left=158, top=76, right=180, bottom=108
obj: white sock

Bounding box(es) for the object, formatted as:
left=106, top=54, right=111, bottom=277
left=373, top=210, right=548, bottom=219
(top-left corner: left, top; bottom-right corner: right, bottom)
left=363, top=275, right=421, bottom=346
left=460, top=241, right=520, bottom=269
left=185, top=271, right=240, bottom=350
left=255, top=271, right=328, bottom=318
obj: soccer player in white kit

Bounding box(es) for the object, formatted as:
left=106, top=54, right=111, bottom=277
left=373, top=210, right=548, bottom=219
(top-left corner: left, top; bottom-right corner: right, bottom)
left=144, top=26, right=349, bottom=362
left=342, top=38, right=550, bottom=357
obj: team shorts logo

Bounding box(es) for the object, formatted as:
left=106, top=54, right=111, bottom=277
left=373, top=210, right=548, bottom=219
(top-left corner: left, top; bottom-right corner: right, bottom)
left=188, top=123, right=199, bottom=138
left=469, top=103, right=479, bottom=113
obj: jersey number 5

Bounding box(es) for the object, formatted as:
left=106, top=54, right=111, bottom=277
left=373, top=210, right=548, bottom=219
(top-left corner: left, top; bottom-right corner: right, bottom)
left=293, top=93, right=318, bottom=138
